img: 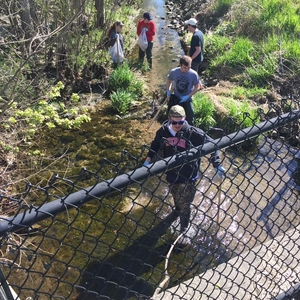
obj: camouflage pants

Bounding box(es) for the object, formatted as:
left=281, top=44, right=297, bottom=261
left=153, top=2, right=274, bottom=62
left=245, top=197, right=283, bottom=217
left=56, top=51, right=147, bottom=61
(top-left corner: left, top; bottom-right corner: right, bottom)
left=169, top=181, right=197, bottom=232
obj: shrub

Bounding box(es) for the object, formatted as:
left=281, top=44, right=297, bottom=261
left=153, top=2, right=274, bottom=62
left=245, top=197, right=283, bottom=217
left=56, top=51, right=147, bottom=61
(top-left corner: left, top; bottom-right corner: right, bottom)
left=108, top=64, right=143, bottom=96
left=193, top=93, right=216, bottom=131
left=221, top=98, right=260, bottom=130
left=110, top=90, right=134, bottom=115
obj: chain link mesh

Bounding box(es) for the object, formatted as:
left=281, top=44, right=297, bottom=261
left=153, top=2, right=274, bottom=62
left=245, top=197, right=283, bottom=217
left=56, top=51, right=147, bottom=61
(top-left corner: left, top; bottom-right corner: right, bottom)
left=0, top=109, right=300, bottom=300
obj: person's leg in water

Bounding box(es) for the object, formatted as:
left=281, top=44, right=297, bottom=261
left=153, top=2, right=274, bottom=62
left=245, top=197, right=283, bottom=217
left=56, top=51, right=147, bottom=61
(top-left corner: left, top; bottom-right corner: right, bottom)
left=170, top=182, right=197, bottom=233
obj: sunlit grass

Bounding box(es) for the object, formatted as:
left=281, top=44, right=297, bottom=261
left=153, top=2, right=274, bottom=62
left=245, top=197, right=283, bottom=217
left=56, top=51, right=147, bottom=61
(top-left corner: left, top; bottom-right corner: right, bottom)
left=193, top=93, right=217, bottom=131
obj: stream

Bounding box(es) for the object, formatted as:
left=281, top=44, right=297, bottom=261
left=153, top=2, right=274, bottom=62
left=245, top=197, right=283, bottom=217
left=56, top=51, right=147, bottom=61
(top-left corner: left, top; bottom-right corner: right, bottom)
left=9, top=1, right=300, bottom=299
left=142, top=0, right=184, bottom=91
left=73, top=2, right=300, bottom=299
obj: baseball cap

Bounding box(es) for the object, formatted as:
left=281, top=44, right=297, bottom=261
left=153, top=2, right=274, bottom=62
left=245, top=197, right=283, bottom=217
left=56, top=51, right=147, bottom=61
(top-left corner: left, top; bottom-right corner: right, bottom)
left=116, top=21, right=124, bottom=26
left=184, top=18, right=198, bottom=26
left=169, top=105, right=186, bottom=117
left=143, top=12, right=152, bottom=20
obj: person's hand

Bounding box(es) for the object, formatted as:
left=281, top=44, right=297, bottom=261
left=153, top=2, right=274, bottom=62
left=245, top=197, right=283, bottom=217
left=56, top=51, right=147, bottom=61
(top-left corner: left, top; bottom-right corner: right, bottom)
left=143, top=161, right=150, bottom=166
left=215, top=165, right=226, bottom=179
left=179, top=95, right=189, bottom=103
left=166, top=90, right=171, bottom=97
left=115, top=34, right=119, bottom=38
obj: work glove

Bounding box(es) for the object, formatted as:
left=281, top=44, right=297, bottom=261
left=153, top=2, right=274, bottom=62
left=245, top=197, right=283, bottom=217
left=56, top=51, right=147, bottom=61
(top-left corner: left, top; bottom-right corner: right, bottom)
left=115, top=34, right=119, bottom=38
left=166, top=90, right=171, bottom=97
left=179, top=95, right=189, bottom=103
left=215, top=165, right=226, bottom=179
left=143, top=161, right=150, bottom=166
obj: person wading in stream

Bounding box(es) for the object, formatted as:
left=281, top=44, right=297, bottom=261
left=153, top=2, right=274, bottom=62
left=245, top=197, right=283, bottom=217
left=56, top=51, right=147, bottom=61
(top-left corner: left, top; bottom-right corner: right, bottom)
left=137, top=12, right=156, bottom=69
left=143, top=105, right=225, bottom=236
left=184, top=17, right=204, bottom=74
left=166, top=55, right=203, bottom=125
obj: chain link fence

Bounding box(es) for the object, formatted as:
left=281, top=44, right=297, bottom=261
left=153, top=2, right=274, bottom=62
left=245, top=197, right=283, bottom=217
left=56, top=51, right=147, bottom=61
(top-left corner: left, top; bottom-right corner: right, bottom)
left=0, top=107, right=300, bottom=300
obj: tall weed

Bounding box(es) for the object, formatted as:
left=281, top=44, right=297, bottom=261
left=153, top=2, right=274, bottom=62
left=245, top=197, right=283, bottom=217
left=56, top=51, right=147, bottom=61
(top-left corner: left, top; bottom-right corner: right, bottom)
left=193, top=93, right=216, bottom=131
left=221, top=98, right=260, bottom=130
left=110, top=90, right=134, bottom=115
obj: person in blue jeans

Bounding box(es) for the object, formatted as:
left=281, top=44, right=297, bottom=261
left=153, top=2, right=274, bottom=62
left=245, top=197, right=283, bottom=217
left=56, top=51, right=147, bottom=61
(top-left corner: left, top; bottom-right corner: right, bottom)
left=166, top=55, right=203, bottom=125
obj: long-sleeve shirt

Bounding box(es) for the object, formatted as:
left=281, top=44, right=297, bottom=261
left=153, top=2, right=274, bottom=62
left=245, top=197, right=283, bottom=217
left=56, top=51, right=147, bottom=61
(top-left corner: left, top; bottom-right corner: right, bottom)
left=147, top=121, right=221, bottom=183
left=137, top=20, right=156, bottom=42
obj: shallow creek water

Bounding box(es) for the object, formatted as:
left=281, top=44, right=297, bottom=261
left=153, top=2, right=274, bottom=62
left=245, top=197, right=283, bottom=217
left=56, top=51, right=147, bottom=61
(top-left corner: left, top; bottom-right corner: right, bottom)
left=10, top=1, right=300, bottom=299
left=142, top=0, right=184, bottom=91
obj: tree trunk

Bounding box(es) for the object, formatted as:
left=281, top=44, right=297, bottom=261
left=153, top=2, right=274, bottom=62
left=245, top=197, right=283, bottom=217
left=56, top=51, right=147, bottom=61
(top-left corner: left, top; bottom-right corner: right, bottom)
left=94, top=0, right=104, bottom=28
left=18, top=0, right=32, bottom=40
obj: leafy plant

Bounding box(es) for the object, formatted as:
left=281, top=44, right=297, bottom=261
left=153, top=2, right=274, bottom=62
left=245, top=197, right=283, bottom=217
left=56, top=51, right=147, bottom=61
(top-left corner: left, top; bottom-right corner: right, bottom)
left=108, top=64, right=143, bottom=114
left=5, top=81, right=91, bottom=142
left=213, top=37, right=255, bottom=68
left=110, top=90, right=134, bottom=115
left=109, top=64, right=143, bottom=96
left=221, top=98, right=260, bottom=130
left=193, top=93, right=216, bottom=131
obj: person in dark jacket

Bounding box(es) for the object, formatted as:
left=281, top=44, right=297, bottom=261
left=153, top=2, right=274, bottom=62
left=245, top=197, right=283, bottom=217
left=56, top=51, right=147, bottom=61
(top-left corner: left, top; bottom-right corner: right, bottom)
left=107, top=20, right=124, bottom=50
left=184, top=18, right=204, bottom=74
left=143, top=105, right=225, bottom=233
left=106, top=20, right=124, bottom=67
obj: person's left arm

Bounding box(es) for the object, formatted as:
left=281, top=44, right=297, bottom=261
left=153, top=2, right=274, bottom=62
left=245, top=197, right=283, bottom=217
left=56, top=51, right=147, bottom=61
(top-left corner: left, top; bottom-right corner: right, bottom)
left=192, top=129, right=221, bottom=167
left=190, top=36, right=202, bottom=60
left=147, top=22, right=156, bottom=39
left=188, top=82, right=201, bottom=98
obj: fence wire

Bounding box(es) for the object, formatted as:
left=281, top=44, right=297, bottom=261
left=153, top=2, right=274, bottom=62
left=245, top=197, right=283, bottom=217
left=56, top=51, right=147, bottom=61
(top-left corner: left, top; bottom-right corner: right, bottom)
left=0, top=109, right=300, bottom=300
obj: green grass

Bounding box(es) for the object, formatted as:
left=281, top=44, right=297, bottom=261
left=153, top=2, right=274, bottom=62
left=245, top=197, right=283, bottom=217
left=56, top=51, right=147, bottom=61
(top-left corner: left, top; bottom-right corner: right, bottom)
left=206, top=0, right=300, bottom=88
left=193, top=93, right=217, bottom=131
left=221, top=98, right=260, bottom=130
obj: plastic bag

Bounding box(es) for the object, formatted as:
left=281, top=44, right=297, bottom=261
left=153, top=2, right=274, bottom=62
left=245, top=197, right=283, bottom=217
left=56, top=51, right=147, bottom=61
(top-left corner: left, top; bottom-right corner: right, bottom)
left=109, top=38, right=124, bottom=63
left=138, top=28, right=148, bottom=52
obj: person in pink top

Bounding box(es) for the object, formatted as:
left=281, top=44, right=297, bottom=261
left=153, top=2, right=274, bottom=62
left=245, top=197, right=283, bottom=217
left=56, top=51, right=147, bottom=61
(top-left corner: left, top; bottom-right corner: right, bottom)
left=136, top=12, right=156, bottom=69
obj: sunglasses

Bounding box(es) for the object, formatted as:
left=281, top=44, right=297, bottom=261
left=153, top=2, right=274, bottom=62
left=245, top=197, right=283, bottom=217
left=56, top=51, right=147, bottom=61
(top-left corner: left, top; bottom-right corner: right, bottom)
left=170, top=120, right=185, bottom=125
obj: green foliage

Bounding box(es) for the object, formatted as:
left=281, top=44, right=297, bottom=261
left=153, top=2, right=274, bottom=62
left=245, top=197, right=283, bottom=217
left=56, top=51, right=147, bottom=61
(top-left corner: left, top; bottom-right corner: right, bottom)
left=259, top=0, right=300, bottom=34
left=212, top=37, right=255, bottom=68
left=225, top=86, right=267, bottom=100
left=110, top=90, right=134, bottom=115
left=193, top=93, right=216, bottom=131
left=206, top=0, right=300, bottom=89
left=108, top=64, right=143, bottom=114
left=109, top=64, right=137, bottom=93
left=5, top=81, right=91, bottom=142
left=49, top=81, right=64, bottom=100
left=221, top=98, right=260, bottom=129
left=204, top=34, right=231, bottom=61
left=211, top=0, right=235, bottom=15
left=244, top=53, right=277, bottom=87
